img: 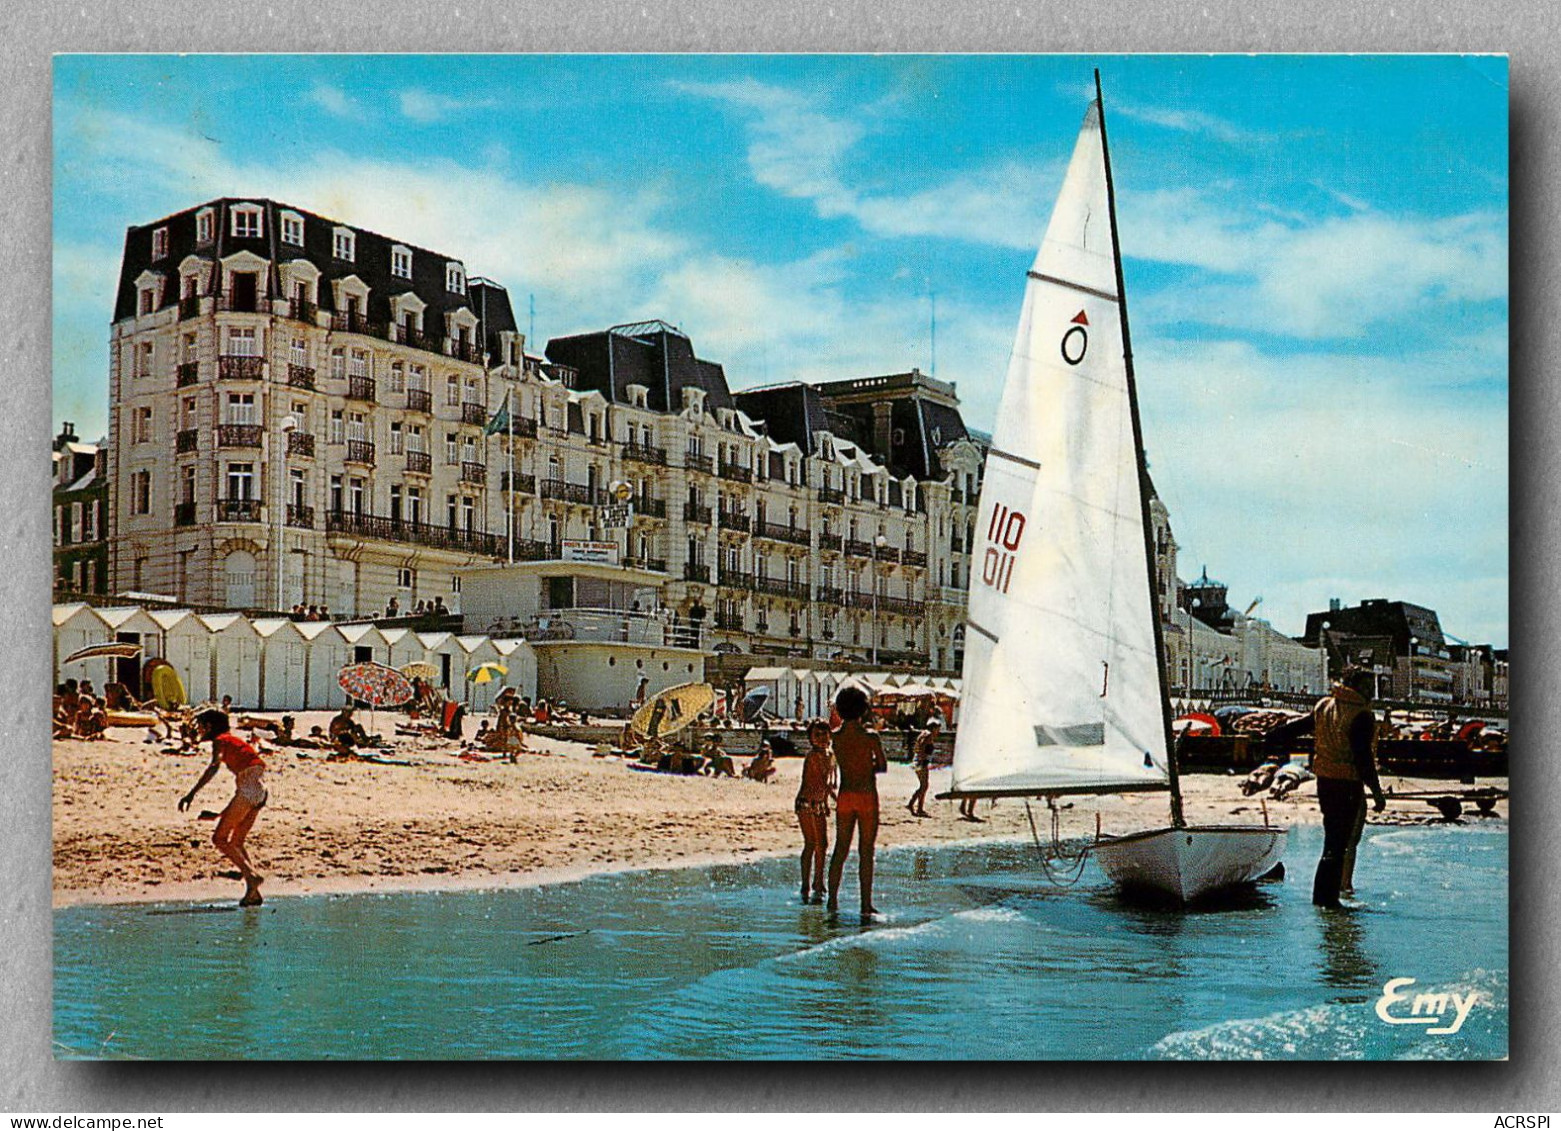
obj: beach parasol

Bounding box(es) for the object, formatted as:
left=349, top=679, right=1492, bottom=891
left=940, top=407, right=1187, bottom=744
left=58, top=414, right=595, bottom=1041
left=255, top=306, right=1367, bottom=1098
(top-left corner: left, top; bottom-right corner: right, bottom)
left=739, top=686, right=770, bottom=724
left=399, top=660, right=440, bottom=683
left=337, top=661, right=416, bottom=707
left=466, top=661, right=509, bottom=684
left=630, top=682, right=715, bottom=740
left=1173, top=711, right=1222, bottom=737
left=63, top=641, right=143, bottom=665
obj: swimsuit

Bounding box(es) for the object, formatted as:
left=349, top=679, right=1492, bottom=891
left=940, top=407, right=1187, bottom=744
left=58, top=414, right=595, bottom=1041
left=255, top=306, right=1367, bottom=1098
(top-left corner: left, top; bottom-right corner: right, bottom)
left=233, top=764, right=268, bottom=808
left=794, top=795, right=830, bottom=817
left=835, top=790, right=878, bottom=819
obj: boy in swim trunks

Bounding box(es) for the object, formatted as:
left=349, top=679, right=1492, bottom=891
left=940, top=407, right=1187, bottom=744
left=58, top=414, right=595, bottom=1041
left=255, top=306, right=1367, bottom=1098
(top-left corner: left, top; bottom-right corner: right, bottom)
left=795, top=719, right=837, bottom=903
left=826, top=686, right=887, bottom=919
left=178, top=708, right=268, bottom=906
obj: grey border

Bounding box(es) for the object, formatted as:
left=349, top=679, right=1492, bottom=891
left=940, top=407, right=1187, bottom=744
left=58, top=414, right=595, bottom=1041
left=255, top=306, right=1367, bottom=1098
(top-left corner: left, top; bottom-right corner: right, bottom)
left=4, top=2, right=1552, bottom=1112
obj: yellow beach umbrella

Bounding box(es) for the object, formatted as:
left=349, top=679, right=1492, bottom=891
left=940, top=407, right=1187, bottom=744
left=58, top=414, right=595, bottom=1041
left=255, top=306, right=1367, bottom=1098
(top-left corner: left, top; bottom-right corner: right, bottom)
left=467, top=662, right=509, bottom=684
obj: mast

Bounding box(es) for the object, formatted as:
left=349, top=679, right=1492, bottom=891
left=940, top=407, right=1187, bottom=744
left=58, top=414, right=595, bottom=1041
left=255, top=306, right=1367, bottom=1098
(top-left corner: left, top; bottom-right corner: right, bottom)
left=1095, top=69, right=1185, bottom=827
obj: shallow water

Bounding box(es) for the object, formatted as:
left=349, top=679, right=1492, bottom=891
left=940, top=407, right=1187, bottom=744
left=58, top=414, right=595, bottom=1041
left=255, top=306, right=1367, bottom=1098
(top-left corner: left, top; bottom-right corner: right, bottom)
left=54, top=822, right=1507, bottom=1060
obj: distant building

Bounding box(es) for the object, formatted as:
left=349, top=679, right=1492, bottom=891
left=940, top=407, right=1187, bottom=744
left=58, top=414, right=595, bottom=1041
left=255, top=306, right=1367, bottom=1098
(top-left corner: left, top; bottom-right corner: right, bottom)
left=1301, top=597, right=1455, bottom=703
left=53, top=423, right=107, bottom=597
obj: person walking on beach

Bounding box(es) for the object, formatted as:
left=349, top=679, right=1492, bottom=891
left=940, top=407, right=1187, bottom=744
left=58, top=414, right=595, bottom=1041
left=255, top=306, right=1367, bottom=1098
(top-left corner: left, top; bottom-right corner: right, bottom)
left=906, top=716, right=939, bottom=817
left=177, top=708, right=268, bottom=906
left=796, top=719, right=837, bottom=903
left=826, top=685, right=888, bottom=919
left=1266, top=667, right=1386, bottom=908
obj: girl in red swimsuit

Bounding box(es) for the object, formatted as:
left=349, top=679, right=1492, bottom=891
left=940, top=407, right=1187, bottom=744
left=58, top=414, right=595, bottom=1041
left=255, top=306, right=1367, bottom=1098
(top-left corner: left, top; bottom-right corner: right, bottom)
left=794, top=720, right=837, bottom=903
left=178, top=709, right=268, bottom=906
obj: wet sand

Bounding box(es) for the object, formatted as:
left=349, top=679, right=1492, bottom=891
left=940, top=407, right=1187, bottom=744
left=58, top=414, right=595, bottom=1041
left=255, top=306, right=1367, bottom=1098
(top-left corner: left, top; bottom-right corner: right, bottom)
left=52, top=712, right=1508, bottom=906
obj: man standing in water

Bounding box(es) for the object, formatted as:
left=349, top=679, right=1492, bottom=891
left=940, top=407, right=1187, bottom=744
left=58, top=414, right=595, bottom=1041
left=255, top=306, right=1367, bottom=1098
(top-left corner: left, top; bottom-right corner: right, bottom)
left=827, top=685, right=887, bottom=919
left=1267, top=668, right=1386, bottom=908
left=178, top=708, right=268, bottom=906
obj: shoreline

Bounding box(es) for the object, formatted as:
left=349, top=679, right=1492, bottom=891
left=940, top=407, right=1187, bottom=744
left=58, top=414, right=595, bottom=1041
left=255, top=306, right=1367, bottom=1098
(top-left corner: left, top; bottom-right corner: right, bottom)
left=53, top=713, right=1507, bottom=910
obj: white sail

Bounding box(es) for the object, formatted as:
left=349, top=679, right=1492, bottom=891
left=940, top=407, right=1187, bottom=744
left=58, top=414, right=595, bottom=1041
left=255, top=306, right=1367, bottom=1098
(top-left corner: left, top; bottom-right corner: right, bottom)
left=951, top=99, right=1169, bottom=797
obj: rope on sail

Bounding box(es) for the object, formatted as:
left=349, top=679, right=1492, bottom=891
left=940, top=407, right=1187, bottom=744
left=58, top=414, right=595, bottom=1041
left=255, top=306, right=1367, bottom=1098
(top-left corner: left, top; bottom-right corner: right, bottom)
left=1023, top=798, right=1091, bottom=887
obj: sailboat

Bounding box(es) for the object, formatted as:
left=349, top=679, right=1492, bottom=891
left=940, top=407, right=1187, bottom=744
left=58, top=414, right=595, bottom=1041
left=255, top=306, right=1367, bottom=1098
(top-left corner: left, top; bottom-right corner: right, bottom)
left=944, top=73, right=1286, bottom=904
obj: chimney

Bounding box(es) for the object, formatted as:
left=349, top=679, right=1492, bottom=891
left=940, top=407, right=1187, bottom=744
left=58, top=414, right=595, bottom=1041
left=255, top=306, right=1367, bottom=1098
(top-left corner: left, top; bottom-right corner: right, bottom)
left=1329, top=597, right=1341, bottom=612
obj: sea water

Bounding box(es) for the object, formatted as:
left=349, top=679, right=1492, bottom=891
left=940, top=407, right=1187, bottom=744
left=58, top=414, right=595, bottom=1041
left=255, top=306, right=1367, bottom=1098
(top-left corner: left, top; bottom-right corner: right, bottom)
left=53, top=822, right=1507, bottom=1060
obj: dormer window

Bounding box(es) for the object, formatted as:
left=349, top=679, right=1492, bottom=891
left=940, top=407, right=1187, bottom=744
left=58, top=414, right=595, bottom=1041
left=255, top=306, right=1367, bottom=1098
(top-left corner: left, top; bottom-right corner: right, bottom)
left=231, top=204, right=263, bottom=239
left=196, top=207, right=215, bottom=245
left=333, top=227, right=356, bottom=262
left=392, top=246, right=413, bottom=280
left=445, top=262, right=465, bottom=294
left=281, top=211, right=304, bottom=246
left=151, top=227, right=169, bottom=261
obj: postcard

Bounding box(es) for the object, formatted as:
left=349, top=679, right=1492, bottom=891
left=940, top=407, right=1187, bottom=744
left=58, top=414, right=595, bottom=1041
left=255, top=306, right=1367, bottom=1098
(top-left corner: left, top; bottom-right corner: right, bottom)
left=50, top=53, right=1507, bottom=1060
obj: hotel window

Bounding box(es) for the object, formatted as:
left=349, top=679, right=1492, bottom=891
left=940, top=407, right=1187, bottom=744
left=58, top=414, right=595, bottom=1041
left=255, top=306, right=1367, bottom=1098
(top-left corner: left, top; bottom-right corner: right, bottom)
left=391, top=246, right=413, bottom=280
left=349, top=350, right=369, bottom=378
left=388, top=363, right=405, bottom=394
left=461, top=496, right=475, bottom=531
left=446, top=262, right=465, bottom=294
left=347, top=412, right=366, bottom=442
left=291, top=337, right=308, bottom=366
left=290, top=469, right=306, bottom=509
left=408, top=364, right=427, bottom=392
left=407, top=425, right=424, bottom=454
left=333, top=226, right=356, bottom=262
left=83, top=501, right=98, bottom=542
left=461, top=435, right=476, bottom=463
left=390, top=422, right=404, bottom=455
left=329, top=475, right=343, bottom=513
left=390, top=485, right=403, bottom=521
left=138, top=286, right=157, bottom=316
left=196, top=208, right=214, bottom=245
left=348, top=478, right=365, bottom=514
left=182, top=333, right=198, bottom=363
left=226, top=327, right=258, bottom=357
left=226, top=463, right=254, bottom=500
left=225, top=393, right=256, bottom=425
left=446, top=376, right=459, bottom=406
left=70, top=502, right=82, bottom=541
left=465, top=377, right=479, bottom=403
left=330, top=348, right=346, bottom=381
left=133, top=341, right=154, bottom=378
left=445, top=432, right=459, bottom=465
left=231, top=205, right=263, bottom=238
left=132, top=406, right=153, bottom=443
left=397, top=567, right=416, bottom=590
left=330, top=410, right=344, bottom=444
left=280, top=212, right=304, bottom=246
left=180, top=396, right=197, bottom=430
left=179, top=466, right=196, bottom=506
left=407, top=487, right=424, bottom=524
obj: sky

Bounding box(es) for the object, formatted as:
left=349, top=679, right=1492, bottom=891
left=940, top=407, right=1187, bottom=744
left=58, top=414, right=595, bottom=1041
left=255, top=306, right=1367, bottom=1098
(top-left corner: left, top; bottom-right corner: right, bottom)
left=51, top=54, right=1509, bottom=646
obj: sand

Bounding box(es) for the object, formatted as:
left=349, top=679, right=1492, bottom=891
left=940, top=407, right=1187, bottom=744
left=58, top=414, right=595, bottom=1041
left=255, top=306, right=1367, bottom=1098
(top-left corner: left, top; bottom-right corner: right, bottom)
left=51, top=712, right=1508, bottom=907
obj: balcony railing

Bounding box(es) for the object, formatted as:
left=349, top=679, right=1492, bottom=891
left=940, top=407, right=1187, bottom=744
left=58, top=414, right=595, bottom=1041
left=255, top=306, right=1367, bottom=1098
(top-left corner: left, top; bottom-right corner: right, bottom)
left=217, top=498, right=262, bottom=522
left=755, top=577, right=809, bottom=600
left=175, top=429, right=199, bottom=454
left=880, top=596, right=926, bottom=617
left=288, top=431, right=316, bottom=458
left=718, top=511, right=751, bottom=533
left=844, top=591, right=877, bottom=611
left=508, top=416, right=538, bottom=439
left=347, top=375, right=377, bottom=402
left=816, top=586, right=844, bottom=605
left=684, top=562, right=711, bottom=583
left=499, top=471, right=535, bottom=494
left=287, top=364, right=316, bottom=390
left=286, top=503, right=315, bottom=529
left=217, top=294, right=263, bottom=314
left=755, top=521, right=810, bottom=546
left=817, top=486, right=845, bottom=505
left=405, top=389, right=433, bottom=414
left=621, top=556, right=669, bottom=573
left=219, top=355, right=263, bottom=381
left=346, top=440, right=376, bottom=465
left=174, top=501, right=196, bottom=527
left=683, top=502, right=712, bottom=525
left=327, top=509, right=508, bottom=557
left=217, top=423, right=264, bottom=448
left=623, top=442, right=667, bottom=466
left=719, top=570, right=755, bottom=590
left=461, top=403, right=487, bottom=426
left=901, top=549, right=928, bottom=568
left=176, top=362, right=200, bottom=387
left=844, top=539, right=876, bottom=558
left=406, top=450, right=431, bottom=475
left=399, top=326, right=436, bottom=352
left=330, top=310, right=383, bottom=338
left=541, top=479, right=599, bottom=505
left=288, top=298, right=318, bottom=324
left=636, top=497, right=668, bottom=519
left=717, top=462, right=753, bottom=484
left=684, top=452, right=713, bottom=475
left=460, top=461, right=487, bottom=485
left=818, top=532, right=843, bottom=552
left=448, top=339, right=484, bottom=365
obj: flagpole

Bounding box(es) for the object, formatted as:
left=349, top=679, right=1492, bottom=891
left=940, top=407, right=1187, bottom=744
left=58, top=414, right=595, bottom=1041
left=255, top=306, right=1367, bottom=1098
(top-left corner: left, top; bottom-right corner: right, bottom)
left=506, top=386, right=514, bottom=564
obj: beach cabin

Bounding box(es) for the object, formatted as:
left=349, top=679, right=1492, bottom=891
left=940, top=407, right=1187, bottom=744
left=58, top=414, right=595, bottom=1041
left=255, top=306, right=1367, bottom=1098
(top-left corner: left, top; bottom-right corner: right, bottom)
left=198, top=613, right=262, bottom=709
left=147, top=609, right=205, bottom=703
left=52, top=605, right=167, bottom=693
left=379, top=628, right=423, bottom=675
left=298, top=620, right=348, bottom=709
left=456, top=635, right=505, bottom=712
left=255, top=618, right=310, bottom=711
left=491, top=638, right=538, bottom=702
left=413, top=631, right=463, bottom=696
left=334, top=622, right=389, bottom=668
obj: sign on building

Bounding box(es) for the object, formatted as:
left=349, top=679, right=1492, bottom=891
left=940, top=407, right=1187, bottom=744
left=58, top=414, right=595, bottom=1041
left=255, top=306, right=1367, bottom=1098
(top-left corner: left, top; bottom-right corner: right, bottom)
left=561, top=540, right=619, bottom=565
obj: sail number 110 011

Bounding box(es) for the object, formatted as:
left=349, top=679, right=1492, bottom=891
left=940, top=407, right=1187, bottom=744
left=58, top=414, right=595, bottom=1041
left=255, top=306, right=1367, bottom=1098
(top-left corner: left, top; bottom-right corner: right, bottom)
left=981, top=503, right=1027, bottom=593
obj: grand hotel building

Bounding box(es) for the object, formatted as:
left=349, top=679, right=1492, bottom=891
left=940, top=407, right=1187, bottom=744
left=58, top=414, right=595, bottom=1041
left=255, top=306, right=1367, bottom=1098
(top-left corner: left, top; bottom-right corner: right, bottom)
left=107, top=198, right=990, bottom=671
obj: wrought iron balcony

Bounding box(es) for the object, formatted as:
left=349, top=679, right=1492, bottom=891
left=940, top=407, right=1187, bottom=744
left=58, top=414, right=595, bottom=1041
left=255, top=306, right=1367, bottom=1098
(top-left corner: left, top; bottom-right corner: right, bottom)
left=880, top=596, right=926, bottom=617
left=755, top=521, right=810, bottom=546
left=217, top=423, right=264, bottom=448
left=509, top=416, right=538, bottom=439
left=755, top=576, right=809, bottom=600
left=447, top=339, right=484, bottom=365
left=817, top=486, right=845, bottom=505
left=289, top=298, right=318, bottom=324
left=461, top=403, right=487, bottom=426
left=683, top=501, right=712, bottom=525
left=621, top=556, right=669, bottom=573
left=175, top=429, right=199, bottom=454
left=636, top=497, right=668, bottom=519
left=719, top=570, right=755, bottom=590
left=173, top=501, right=197, bottom=527
left=499, top=471, right=535, bottom=493
left=845, top=539, right=876, bottom=558
left=460, top=461, right=487, bottom=485
left=683, top=452, right=713, bottom=475
left=288, top=431, right=316, bottom=458
left=330, top=310, right=383, bottom=338
left=217, top=294, right=263, bottom=314
left=218, top=355, right=263, bottom=381
left=623, top=442, right=667, bottom=466
left=717, top=462, right=752, bottom=484
left=818, top=532, right=843, bottom=552
left=399, top=326, right=436, bottom=352
left=541, top=478, right=598, bottom=505
left=406, top=450, right=431, bottom=475
left=844, top=591, right=877, bottom=611
left=176, top=362, right=200, bottom=387
left=405, top=389, right=433, bottom=414
left=326, top=509, right=506, bottom=557
left=346, top=440, right=376, bottom=465
left=217, top=498, right=262, bottom=522
left=816, top=586, right=844, bottom=605
left=901, top=549, right=928, bottom=568
left=287, top=364, right=316, bottom=390
left=286, top=503, right=315, bottom=529
left=718, top=511, right=751, bottom=533
left=347, top=375, right=377, bottom=402
left=683, top=562, right=711, bottom=583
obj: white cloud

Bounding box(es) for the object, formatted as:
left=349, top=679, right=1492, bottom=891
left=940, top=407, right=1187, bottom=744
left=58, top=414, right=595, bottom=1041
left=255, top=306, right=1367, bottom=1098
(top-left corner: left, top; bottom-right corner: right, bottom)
left=398, top=89, right=498, bottom=124
left=1112, top=100, right=1272, bottom=146
left=306, top=84, right=365, bottom=121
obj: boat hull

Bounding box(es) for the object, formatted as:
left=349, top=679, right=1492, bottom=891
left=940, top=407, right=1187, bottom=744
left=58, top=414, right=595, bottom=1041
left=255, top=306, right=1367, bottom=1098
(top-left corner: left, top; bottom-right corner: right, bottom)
left=1092, top=825, right=1287, bottom=904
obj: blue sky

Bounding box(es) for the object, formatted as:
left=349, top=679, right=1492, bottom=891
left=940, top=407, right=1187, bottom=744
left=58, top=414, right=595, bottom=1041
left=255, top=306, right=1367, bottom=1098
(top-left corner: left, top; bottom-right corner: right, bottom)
left=52, top=54, right=1508, bottom=646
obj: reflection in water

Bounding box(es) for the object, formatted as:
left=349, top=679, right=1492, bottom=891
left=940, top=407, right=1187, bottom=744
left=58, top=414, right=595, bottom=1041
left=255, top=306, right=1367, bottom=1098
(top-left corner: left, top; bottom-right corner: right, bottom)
left=1318, top=907, right=1378, bottom=993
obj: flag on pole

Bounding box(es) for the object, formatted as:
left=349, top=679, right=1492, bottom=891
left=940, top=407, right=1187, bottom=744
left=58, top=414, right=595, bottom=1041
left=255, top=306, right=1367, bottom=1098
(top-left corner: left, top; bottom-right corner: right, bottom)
left=484, top=399, right=511, bottom=436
